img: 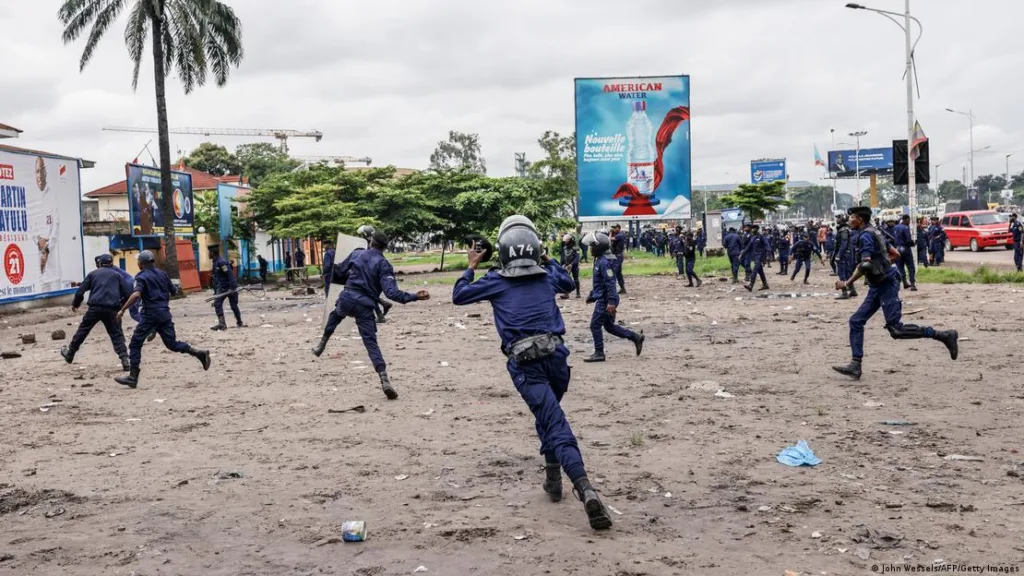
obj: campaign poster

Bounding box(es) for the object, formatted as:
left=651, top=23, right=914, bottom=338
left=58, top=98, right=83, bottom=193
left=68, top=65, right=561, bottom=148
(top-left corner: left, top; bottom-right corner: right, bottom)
left=0, top=148, right=86, bottom=303
left=827, top=148, right=894, bottom=178
left=575, top=75, right=691, bottom=221
left=126, top=163, right=195, bottom=237
left=750, top=159, right=787, bottom=184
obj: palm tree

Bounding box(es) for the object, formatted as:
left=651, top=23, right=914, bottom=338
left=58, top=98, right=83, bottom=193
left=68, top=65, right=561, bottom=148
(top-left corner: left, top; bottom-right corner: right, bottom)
left=59, top=0, right=243, bottom=279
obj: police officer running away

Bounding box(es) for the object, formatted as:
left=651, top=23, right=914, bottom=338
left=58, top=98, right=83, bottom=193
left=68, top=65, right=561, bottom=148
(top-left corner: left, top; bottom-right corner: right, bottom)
left=114, top=250, right=211, bottom=388
left=61, top=253, right=132, bottom=371
left=311, top=231, right=429, bottom=400
left=581, top=230, right=644, bottom=363
left=452, top=215, right=613, bottom=531
left=832, top=207, right=959, bottom=380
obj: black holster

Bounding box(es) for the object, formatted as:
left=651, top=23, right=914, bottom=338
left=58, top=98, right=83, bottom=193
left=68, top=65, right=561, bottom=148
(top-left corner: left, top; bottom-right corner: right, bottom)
left=506, top=334, right=562, bottom=364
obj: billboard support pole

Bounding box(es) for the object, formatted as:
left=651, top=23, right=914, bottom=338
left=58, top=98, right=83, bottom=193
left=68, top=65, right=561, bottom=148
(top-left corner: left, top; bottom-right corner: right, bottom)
left=870, top=174, right=879, bottom=209
left=904, top=0, right=917, bottom=215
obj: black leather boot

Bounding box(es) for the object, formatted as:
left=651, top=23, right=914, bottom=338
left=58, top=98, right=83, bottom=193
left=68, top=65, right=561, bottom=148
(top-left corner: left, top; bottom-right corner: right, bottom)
left=632, top=331, right=645, bottom=356
left=572, top=477, right=612, bottom=530
left=583, top=352, right=606, bottom=363
left=543, top=463, right=562, bottom=502
left=188, top=346, right=211, bottom=371
left=210, top=315, right=227, bottom=331
left=311, top=334, right=329, bottom=357
left=832, top=359, right=863, bottom=380
left=60, top=345, right=75, bottom=364
left=935, top=330, right=959, bottom=360
left=379, top=371, right=398, bottom=400
left=120, top=355, right=130, bottom=371
left=115, top=367, right=140, bottom=389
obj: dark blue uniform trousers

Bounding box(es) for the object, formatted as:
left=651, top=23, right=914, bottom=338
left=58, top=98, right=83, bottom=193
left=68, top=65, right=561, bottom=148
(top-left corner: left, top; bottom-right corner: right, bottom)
left=917, top=244, right=929, bottom=266
left=569, top=265, right=580, bottom=297
left=685, top=257, right=698, bottom=284
left=507, top=345, right=585, bottom=482
left=749, top=256, right=767, bottom=286
left=791, top=258, right=812, bottom=281
left=1014, top=242, right=1023, bottom=271
left=675, top=254, right=685, bottom=275
left=128, top=314, right=191, bottom=369
left=898, top=248, right=916, bottom=285
left=728, top=253, right=741, bottom=279
left=69, top=307, right=128, bottom=357
left=590, top=304, right=638, bottom=354
left=778, top=250, right=789, bottom=274
left=611, top=257, right=625, bottom=291
left=849, top=274, right=934, bottom=359
left=324, top=292, right=386, bottom=373
left=213, top=289, right=242, bottom=323
left=836, top=260, right=850, bottom=282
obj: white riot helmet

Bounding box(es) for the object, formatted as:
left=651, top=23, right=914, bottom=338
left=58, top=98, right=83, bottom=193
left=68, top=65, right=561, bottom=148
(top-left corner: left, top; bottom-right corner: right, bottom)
left=496, top=215, right=545, bottom=278
left=581, top=231, right=611, bottom=257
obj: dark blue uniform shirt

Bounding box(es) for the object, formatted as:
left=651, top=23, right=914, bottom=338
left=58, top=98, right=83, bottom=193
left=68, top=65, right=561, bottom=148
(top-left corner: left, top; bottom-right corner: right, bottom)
left=134, top=267, right=178, bottom=319
left=333, top=248, right=417, bottom=307
left=1010, top=221, right=1023, bottom=243
left=73, top=267, right=131, bottom=310
left=212, top=256, right=237, bottom=291
left=893, top=223, right=914, bottom=249
left=792, top=239, right=815, bottom=259
left=723, top=232, right=741, bottom=256
left=610, top=232, right=626, bottom=256
left=452, top=263, right=573, bottom=349
left=588, top=255, right=620, bottom=305
left=322, top=248, right=336, bottom=278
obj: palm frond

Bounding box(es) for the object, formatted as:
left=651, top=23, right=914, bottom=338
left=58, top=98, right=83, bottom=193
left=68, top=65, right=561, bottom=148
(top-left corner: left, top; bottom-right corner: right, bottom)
left=165, top=0, right=204, bottom=92
left=58, top=0, right=103, bottom=42
left=78, top=0, right=128, bottom=71
left=124, top=0, right=150, bottom=90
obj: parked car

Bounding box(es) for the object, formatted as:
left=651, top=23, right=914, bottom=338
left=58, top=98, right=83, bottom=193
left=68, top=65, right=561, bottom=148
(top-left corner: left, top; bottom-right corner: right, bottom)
left=940, top=210, right=1013, bottom=252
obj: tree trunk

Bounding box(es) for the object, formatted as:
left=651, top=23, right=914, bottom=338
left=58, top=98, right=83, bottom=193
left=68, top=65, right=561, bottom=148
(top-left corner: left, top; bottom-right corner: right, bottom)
left=151, top=16, right=179, bottom=279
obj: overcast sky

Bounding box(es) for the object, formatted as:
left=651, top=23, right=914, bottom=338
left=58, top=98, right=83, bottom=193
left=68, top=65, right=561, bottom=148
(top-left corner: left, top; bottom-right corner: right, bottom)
left=3, top=0, right=1022, bottom=198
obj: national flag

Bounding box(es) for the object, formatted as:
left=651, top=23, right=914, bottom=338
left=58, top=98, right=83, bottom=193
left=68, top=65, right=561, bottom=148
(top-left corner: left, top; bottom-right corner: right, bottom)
left=910, top=120, right=927, bottom=161
left=813, top=144, right=825, bottom=168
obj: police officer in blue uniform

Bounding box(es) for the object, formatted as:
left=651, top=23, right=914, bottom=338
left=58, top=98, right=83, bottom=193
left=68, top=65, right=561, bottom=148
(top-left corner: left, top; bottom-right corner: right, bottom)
left=1010, top=213, right=1023, bottom=271
left=355, top=225, right=394, bottom=323
left=114, top=250, right=211, bottom=388
left=741, top=224, right=772, bottom=291
left=321, top=241, right=336, bottom=296
left=790, top=234, right=822, bottom=284
left=312, top=231, right=429, bottom=400
left=682, top=231, right=701, bottom=287
left=669, top=228, right=685, bottom=277
left=61, top=254, right=132, bottom=370
left=928, top=216, right=946, bottom=265
left=776, top=230, right=791, bottom=276
left=581, top=231, right=644, bottom=363
left=723, top=227, right=742, bottom=283
left=832, top=207, right=959, bottom=380
left=915, top=217, right=930, bottom=268
left=696, top=226, right=707, bottom=257
left=739, top=224, right=753, bottom=283
left=825, top=226, right=837, bottom=275
left=833, top=215, right=858, bottom=299
left=609, top=224, right=627, bottom=294
left=209, top=246, right=245, bottom=331
left=558, top=233, right=581, bottom=299
left=451, top=215, right=612, bottom=531
left=893, top=214, right=918, bottom=291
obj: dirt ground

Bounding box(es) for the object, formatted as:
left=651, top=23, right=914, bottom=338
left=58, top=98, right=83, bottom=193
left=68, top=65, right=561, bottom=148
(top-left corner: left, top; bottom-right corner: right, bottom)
left=1, top=262, right=1023, bottom=576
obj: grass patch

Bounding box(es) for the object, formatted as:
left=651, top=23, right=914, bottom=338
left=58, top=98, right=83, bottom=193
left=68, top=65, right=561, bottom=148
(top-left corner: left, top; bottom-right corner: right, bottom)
left=916, top=265, right=1024, bottom=285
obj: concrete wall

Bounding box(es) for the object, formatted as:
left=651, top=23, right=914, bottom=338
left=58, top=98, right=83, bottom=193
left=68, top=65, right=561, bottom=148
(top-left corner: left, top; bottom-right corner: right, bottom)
left=95, top=196, right=130, bottom=222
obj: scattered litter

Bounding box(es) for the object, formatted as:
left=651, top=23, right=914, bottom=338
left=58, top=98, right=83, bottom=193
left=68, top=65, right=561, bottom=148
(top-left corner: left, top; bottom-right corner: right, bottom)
left=414, top=567, right=428, bottom=573
left=851, top=527, right=902, bottom=549
left=454, top=323, right=467, bottom=330
left=943, top=454, right=983, bottom=462
left=51, top=330, right=66, bottom=341
left=664, top=492, right=672, bottom=498
left=811, top=531, right=822, bottom=539
left=1, top=351, right=22, bottom=359
left=854, top=548, right=871, bottom=560
left=606, top=505, right=623, bottom=515
left=125, top=418, right=141, bottom=422
left=44, top=508, right=66, bottom=518
left=215, top=471, right=244, bottom=480
left=734, top=297, right=743, bottom=302
left=757, top=505, right=772, bottom=512
left=423, top=522, right=438, bottom=529
left=153, top=399, right=165, bottom=403
left=711, top=321, right=718, bottom=325
left=439, top=361, right=449, bottom=367
left=688, top=380, right=720, bottom=392
left=776, top=440, right=822, bottom=467
left=863, top=401, right=885, bottom=408
left=714, top=390, right=735, bottom=399
left=327, top=406, right=366, bottom=414
left=21, top=334, right=36, bottom=345
left=513, top=534, right=528, bottom=541
left=349, top=360, right=364, bottom=364
left=421, top=409, right=434, bottom=417
left=109, top=452, right=119, bottom=457
left=395, top=474, right=409, bottom=481
left=260, top=324, right=275, bottom=328
left=837, top=547, right=848, bottom=553
left=888, top=431, right=904, bottom=435
left=880, top=420, right=916, bottom=426
left=466, top=313, right=481, bottom=318
left=341, top=520, right=367, bottom=542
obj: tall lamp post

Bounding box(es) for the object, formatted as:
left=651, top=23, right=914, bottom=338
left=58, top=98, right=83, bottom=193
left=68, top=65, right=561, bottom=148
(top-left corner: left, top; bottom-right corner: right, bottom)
left=1006, top=154, right=1013, bottom=189
left=849, top=130, right=867, bottom=203
left=846, top=1, right=922, bottom=214
left=946, top=107, right=975, bottom=186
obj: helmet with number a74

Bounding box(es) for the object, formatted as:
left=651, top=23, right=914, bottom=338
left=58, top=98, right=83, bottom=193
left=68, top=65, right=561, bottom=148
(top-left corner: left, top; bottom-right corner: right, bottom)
left=496, top=216, right=546, bottom=278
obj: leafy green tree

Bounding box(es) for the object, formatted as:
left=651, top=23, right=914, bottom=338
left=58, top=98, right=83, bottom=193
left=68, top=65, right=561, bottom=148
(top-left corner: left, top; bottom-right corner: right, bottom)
left=60, top=0, right=244, bottom=279
left=973, top=174, right=1007, bottom=194
left=937, top=180, right=968, bottom=203
left=528, top=131, right=578, bottom=222
left=236, top=142, right=300, bottom=188
left=719, top=181, right=792, bottom=221
left=193, top=190, right=220, bottom=237
left=184, top=142, right=241, bottom=176
left=429, top=131, right=486, bottom=174
left=789, top=185, right=834, bottom=219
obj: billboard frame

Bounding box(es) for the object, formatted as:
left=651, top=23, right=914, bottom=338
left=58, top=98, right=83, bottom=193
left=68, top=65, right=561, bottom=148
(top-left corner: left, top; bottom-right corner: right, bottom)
left=750, top=159, right=787, bottom=184
left=0, top=146, right=86, bottom=305
left=827, top=148, right=894, bottom=179
left=574, top=74, right=692, bottom=222
left=125, top=163, right=195, bottom=238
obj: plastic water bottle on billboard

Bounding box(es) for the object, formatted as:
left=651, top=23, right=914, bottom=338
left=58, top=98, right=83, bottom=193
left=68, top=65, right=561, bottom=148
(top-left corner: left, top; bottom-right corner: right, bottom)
left=627, top=100, right=655, bottom=195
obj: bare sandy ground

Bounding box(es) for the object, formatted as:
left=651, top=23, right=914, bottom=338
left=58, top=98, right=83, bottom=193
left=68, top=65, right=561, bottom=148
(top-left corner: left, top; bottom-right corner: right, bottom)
left=1, top=264, right=1022, bottom=576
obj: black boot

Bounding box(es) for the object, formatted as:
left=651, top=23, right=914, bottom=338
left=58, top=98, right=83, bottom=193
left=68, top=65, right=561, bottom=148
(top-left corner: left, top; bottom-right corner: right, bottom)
left=379, top=371, right=398, bottom=400
left=686, top=282, right=694, bottom=287
left=235, top=316, right=246, bottom=328
left=759, top=283, right=770, bottom=291
left=935, top=330, right=959, bottom=360
left=311, top=335, right=329, bottom=357
left=731, top=277, right=739, bottom=284
left=60, top=345, right=75, bottom=364
left=836, top=289, right=850, bottom=300
left=909, top=285, right=918, bottom=291
left=744, top=283, right=753, bottom=292
left=832, top=359, right=862, bottom=380
left=115, top=367, right=140, bottom=389
left=848, top=287, right=859, bottom=298
left=210, top=315, right=227, bottom=331
left=188, top=346, right=211, bottom=371
left=632, top=331, right=645, bottom=356
left=573, top=478, right=612, bottom=530
left=696, top=278, right=703, bottom=288
left=543, top=463, right=563, bottom=502
left=583, top=351, right=606, bottom=363
left=120, top=355, right=130, bottom=372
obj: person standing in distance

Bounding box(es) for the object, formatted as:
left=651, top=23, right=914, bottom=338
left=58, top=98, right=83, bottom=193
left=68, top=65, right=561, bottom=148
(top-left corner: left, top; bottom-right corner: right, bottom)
left=833, top=215, right=858, bottom=300
left=312, top=231, right=429, bottom=400
left=321, top=241, right=336, bottom=296
left=581, top=231, right=644, bottom=363
left=609, top=224, right=627, bottom=294
left=723, top=227, right=742, bottom=284
left=209, top=246, right=245, bottom=330
left=892, top=214, right=918, bottom=291
left=682, top=231, right=702, bottom=288
left=114, top=251, right=211, bottom=388
left=832, top=207, right=958, bottom=380
left=915, top=217, right=930, bottom=269
left=451, top=215, right=613, bottom=531
left=1009, top=213, right=1023, bottom=272
left=558, top=233, right=581, bottom=299
left=61, top=254, right=131, bottom=371
left=257, top=254, right=269, bottom=284
left=740, top=224, right=771, bottom=291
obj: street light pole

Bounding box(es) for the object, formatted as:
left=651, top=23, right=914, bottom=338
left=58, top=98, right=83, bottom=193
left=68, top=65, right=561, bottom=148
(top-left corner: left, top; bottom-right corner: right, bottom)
left=850, top=130, right=867, bottom=203
left=945, top=107, right=975, bottom=186
left=1006, top=154, right=1012, bottom=188
left=831, top=128, right=837, bottom=211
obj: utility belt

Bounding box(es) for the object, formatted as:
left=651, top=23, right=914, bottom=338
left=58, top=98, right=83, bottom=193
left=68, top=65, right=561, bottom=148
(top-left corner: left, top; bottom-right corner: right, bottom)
left=505, top=333, right=563, bottom=364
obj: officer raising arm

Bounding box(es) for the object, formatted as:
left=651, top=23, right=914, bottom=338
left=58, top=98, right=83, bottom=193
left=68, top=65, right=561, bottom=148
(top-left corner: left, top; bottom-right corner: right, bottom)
left=832, top=207, right=959, bottom=380
left=452, top=216, right=613, bottom=531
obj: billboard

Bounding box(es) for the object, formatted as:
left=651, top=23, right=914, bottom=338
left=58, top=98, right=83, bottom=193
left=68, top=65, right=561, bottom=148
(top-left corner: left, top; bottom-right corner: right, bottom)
left=750, top=159, right=786, bottom=184
left=827, top=148, right=893, bottom=178
left=575, top=75, right=691, bottom=221
left=0, top=148, right=86, bottom=303
left=126, top=163, right=195, bottom=237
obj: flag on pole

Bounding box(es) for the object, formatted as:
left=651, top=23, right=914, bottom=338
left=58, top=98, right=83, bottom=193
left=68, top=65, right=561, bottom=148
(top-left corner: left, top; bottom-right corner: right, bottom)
left=910, top=120, right=927, bottom=161
left=813, top=144, right=825, bottom=168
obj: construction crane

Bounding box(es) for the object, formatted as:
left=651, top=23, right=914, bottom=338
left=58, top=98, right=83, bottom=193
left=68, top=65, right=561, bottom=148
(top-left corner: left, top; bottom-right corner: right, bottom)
left=102, top=126, right=323, bottom=153
left=293, top=155, right=372, bottom=166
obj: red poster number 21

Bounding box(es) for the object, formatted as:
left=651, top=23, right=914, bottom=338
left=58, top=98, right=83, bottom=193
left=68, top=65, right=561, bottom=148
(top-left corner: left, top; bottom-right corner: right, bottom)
left=5, top=244, right=25, bottom=285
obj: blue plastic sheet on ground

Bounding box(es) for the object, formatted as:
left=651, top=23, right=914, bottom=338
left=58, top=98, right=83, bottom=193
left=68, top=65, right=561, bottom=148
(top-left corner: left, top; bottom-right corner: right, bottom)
left=776, top=440, right=822, bottom=467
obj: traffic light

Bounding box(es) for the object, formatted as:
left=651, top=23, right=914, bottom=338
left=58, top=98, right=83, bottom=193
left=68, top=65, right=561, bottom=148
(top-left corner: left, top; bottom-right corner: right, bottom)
left=893, top=139, right=929, bottom=186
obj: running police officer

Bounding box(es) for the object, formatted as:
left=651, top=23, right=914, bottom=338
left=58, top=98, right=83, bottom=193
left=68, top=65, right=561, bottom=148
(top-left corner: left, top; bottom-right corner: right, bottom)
left=581, top=231, right=644, bottom=362
left=61, top=253, right=132, bottom=370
